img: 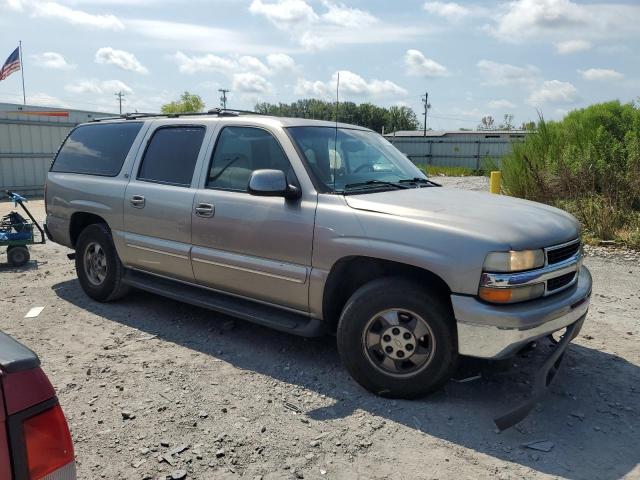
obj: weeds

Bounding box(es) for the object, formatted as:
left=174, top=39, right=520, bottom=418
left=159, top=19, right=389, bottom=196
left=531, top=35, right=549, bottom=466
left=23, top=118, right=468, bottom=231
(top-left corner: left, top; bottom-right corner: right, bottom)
left=501, top=101, right=640, bottom=249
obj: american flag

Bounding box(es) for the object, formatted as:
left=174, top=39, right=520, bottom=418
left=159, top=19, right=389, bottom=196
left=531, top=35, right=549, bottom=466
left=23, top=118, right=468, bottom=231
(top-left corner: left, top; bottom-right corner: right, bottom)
left=0, top=47, right=21, bottom=81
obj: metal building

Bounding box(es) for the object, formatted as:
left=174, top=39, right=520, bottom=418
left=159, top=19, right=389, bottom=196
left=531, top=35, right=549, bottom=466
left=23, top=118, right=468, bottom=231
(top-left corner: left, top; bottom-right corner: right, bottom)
left=386, top=130, right=528, bottom=170
left=0, top=103, right=112, bottom=195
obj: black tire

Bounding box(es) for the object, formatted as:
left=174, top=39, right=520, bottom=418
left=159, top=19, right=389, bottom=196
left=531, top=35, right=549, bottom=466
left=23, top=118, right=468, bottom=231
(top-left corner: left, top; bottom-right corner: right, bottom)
left=75, top=223, right=129, bottom=302
left=7, top=245, right=30, bottom=267
left=337, top=277, right=458, bottom=399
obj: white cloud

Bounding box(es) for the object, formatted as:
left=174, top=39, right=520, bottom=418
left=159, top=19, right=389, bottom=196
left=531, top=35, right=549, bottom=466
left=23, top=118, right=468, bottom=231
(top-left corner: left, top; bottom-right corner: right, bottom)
left=487, top=0, right=640, bottom=43
left=555, top=39, right=591, bottom=54
left=249, top=0, right=317, bottom=28
left=126, top=19, right=284, bottom=55
left=31, top=52, right=75, bottom=70
left=578, top=68, right=624, bottom=81
left=423, top=1, right=471, bottom=22
left=266, top=53, right=296, bottom=71
left=65, top=79, right=133, bottom=95
left=95, top=47, right=148, bottom=74
left=404, top=49, right=448, bottom=78
left=295, top=70, right=407, bottom=99
left=232, top=72, right=272, bottom=94
left=238, top=56, right=271, bottom=76
left=320, top=1, right=378, bottom=27
left=248, top=0, right=420, bottom=51
left=173, top=51, right=237, bottom=75
left=27, top=92, right=68, bottom=108
left=477, top=60, right=540, bottom=88
left=295, top=78, right=329, bottom=97
left=8, top=0, right=125, bottom=29
left=487, top=99, right=516, bottom=110
left=528, top=80, right=578, bottom=105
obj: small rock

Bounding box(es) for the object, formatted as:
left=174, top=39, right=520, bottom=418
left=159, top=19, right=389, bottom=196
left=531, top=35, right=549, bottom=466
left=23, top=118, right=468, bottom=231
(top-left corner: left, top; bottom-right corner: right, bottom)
left=171, top=469, right=187, bottom=480
left=169, top=444, right=189, bottom=455
left=570, top=412, right=585, bottom=421
left=216, top=449, right=225, bottom=458
left=309, top=440, right=320, bottom=447
left=523, top=440, right=554, bottom=452
left=261, top=426, right=266, bottom=433
left=121, top=410, right=135, bottom=420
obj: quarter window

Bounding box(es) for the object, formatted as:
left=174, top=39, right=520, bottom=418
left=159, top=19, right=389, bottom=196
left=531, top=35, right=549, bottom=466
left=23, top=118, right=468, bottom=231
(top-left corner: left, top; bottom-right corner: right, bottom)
left=138, top=126, right=205, bottom=186
left=207, top=127, right=293, bottom=191
left=51, top=122, right=142, bottom=176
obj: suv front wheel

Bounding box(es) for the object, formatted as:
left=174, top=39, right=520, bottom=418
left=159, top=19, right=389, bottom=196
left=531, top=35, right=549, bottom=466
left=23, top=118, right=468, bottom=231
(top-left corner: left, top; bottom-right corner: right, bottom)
left=75, top=223, right=129, bottom=302
left=337, top=278, right=457, bottom=398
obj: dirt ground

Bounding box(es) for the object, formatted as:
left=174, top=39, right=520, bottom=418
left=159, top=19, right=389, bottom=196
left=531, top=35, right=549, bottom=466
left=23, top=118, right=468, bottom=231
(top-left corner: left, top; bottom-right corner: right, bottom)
left=0, top=179, right=638, bottom=480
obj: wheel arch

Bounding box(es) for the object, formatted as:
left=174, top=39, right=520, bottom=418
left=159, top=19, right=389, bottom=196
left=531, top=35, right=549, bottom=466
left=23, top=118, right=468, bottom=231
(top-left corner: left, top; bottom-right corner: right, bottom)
left=322, top=256, right=453, bottom=331
left=69, top=212, right=109, bottom=248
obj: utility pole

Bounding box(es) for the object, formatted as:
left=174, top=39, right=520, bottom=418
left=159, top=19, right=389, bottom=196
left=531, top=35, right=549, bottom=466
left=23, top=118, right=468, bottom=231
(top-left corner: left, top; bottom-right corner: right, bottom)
left=422, top=91, right=431, bottom=136
left=218, top=89, right=229, bottom=109
left=114, top=91, right=125, bottom=115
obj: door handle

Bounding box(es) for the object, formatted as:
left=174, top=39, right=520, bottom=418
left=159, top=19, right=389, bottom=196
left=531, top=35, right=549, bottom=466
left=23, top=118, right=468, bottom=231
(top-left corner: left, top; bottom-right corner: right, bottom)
left=130, top=195, right=145, bottom=208
left=194, top=203, right=214, bottom=218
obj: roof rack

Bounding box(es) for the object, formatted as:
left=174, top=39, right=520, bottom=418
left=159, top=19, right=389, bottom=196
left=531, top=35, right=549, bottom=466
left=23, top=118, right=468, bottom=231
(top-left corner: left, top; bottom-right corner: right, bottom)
left=91, top=108, right=268, bottom=122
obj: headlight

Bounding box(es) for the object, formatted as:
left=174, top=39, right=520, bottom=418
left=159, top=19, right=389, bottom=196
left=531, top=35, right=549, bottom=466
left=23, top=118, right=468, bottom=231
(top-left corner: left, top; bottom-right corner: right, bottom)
left=483, top=250, right=545, bottom=272
left=478, top=283, right=545, bottom=304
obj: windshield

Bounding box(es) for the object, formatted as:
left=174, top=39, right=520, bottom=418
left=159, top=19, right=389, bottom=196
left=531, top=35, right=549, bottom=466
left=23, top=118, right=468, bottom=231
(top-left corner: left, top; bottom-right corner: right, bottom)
left=287, top=127, right=427, bottom=193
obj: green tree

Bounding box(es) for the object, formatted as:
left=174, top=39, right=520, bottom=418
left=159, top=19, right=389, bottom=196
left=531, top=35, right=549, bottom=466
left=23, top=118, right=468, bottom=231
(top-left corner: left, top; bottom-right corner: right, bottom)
left=161, top=92, right=205, bottom=114
left=255, top=99, right=419, bottom=133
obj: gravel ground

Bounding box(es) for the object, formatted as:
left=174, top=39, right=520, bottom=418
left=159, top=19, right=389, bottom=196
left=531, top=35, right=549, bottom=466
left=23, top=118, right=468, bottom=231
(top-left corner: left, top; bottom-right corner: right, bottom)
left=0, top=178, right=638, bottom=480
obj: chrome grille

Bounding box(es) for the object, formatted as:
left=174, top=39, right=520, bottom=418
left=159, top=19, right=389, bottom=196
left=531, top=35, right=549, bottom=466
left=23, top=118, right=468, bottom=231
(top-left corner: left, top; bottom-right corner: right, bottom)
left=546, top=239, right=580, bottom=265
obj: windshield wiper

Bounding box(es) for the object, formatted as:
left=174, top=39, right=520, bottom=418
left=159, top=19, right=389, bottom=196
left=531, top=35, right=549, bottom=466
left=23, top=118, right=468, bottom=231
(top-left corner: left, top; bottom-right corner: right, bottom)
left=343, top=180, right=410, bottom=193
left=398, top=177, right=441, bottom=187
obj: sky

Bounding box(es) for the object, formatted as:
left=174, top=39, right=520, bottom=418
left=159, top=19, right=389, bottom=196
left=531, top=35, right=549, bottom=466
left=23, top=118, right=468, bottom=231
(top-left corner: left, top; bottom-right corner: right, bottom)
left=0, top=0, right=638, bottom=130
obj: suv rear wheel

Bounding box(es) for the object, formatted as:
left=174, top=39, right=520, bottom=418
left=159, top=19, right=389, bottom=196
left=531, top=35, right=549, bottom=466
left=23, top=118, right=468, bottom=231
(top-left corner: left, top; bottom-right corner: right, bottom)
left=337, top=277, right=457, bottom=398
left=75, top=223, right=129, bottom=302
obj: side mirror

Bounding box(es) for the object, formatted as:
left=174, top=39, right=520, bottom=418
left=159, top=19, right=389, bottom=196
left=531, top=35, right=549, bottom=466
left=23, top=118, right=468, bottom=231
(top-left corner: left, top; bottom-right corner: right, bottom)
left=248, top=169, right=301, bottom=200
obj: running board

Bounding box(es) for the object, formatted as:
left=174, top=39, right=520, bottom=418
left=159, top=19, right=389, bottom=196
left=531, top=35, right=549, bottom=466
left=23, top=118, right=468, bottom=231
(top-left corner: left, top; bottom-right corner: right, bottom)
left=122, top=270, right=327, bottom=337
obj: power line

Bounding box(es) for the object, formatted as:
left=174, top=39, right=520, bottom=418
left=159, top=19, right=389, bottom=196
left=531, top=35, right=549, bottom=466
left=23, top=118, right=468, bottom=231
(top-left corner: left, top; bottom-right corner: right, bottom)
left=218, top=89, right=229, bottom=109
left=114, top=91, right=125, bottom=114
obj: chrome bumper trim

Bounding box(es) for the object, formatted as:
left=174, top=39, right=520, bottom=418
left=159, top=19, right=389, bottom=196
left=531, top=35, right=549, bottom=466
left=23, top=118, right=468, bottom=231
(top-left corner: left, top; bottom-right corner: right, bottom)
left=454, top=266, right=592, bottom=359
left=481, top=249, right=583, bottom=297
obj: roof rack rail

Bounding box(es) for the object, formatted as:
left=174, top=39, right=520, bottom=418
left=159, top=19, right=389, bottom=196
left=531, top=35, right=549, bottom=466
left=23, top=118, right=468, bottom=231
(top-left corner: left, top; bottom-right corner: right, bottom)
left=90, top=108, right=269, bottom=122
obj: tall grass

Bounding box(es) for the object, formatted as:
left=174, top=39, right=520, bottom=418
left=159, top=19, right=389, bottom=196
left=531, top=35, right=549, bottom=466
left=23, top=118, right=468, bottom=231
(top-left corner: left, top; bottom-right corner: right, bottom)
left=501, top=101, right=640, bottom=247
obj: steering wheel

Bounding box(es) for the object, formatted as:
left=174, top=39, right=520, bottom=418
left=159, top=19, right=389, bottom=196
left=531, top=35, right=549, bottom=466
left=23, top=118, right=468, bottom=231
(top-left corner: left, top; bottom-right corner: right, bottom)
left=354, top=164, right=375, bottom=173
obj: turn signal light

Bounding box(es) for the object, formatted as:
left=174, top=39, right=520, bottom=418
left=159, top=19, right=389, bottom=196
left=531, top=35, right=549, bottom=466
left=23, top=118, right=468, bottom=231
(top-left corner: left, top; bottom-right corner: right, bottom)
left=478, top=283, right=545, bottom=304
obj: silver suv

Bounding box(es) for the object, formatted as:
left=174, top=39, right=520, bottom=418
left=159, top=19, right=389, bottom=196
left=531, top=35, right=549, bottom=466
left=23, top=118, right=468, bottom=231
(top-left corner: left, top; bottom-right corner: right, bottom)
left=45, top=111, right=591, bottom=428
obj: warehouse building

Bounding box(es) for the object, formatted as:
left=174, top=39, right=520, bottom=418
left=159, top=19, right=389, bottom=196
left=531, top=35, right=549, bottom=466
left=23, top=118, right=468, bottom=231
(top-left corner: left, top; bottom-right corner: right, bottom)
left=386, top=130, right=528, bottom=170
left=0, top=102, right=112, bottom=195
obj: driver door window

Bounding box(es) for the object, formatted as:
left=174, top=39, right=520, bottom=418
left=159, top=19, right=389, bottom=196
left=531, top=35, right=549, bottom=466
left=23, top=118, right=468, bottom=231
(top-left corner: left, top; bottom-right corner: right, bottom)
left=207, top=126, right=294, bottom=191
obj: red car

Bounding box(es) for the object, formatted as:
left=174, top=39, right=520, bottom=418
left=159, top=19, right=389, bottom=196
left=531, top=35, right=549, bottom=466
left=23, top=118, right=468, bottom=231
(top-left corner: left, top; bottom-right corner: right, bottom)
left=0, top=331, right=75, bottom=480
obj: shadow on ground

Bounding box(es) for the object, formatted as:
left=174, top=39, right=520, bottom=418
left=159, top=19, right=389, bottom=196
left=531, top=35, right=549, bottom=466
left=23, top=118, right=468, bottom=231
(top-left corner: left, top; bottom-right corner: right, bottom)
left=53, top=279, right=639, bottom=480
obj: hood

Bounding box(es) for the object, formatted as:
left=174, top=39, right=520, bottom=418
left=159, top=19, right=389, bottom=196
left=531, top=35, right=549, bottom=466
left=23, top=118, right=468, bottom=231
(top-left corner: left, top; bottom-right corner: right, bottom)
left=345, top=187, right=580, bottom=250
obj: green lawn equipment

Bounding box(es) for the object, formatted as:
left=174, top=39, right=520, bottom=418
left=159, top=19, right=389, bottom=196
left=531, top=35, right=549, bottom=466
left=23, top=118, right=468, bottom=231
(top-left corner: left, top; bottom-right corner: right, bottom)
left=1, top=191, right=45, bottom=267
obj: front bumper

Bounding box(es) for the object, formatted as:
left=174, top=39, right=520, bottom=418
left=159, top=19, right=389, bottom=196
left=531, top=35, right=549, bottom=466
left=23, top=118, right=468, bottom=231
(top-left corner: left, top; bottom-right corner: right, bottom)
left=453, top=266, right=592, bottom=359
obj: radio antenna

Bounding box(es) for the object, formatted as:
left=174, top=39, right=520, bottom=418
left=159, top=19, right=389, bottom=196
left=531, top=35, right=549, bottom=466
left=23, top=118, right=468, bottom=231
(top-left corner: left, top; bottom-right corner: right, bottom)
left=333, top=71, right=340, bottom=193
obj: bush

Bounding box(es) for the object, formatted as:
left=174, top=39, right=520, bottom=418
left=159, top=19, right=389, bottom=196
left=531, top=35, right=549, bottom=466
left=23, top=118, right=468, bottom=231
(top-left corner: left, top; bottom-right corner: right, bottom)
left=501, top=101, right=640, bottom=248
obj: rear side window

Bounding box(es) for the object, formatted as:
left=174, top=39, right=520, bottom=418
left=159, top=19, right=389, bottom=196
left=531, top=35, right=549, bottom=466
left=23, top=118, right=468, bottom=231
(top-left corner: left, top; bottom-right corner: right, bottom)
left=138, top=126, right=205, bottom=187
left=51, top=122, right=142, bottom=176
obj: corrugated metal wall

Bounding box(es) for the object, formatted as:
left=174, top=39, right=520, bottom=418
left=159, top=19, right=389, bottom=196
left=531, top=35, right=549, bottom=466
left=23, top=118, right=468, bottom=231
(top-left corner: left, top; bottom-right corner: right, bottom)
left=0, top=103, right=111, bottom=195
left=387, top=132, right=527, bottom=170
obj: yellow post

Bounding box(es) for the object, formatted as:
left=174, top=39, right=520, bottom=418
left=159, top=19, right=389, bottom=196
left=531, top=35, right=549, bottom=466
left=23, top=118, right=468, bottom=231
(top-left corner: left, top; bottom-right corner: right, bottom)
left=489, top=171, right=501, bottom=194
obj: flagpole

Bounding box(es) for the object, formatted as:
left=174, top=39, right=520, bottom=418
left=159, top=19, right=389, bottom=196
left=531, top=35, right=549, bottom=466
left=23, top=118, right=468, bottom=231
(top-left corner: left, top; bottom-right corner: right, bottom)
left=19, top=40, right=26, bottom=105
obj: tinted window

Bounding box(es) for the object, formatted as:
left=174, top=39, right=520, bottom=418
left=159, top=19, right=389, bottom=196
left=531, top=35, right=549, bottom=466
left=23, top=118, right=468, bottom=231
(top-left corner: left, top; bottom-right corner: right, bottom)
left=51, top=122, right=142, bottom=176
left=208, top=127, right=292, bottom=191
left=138, top=126, right=205, bottom=186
